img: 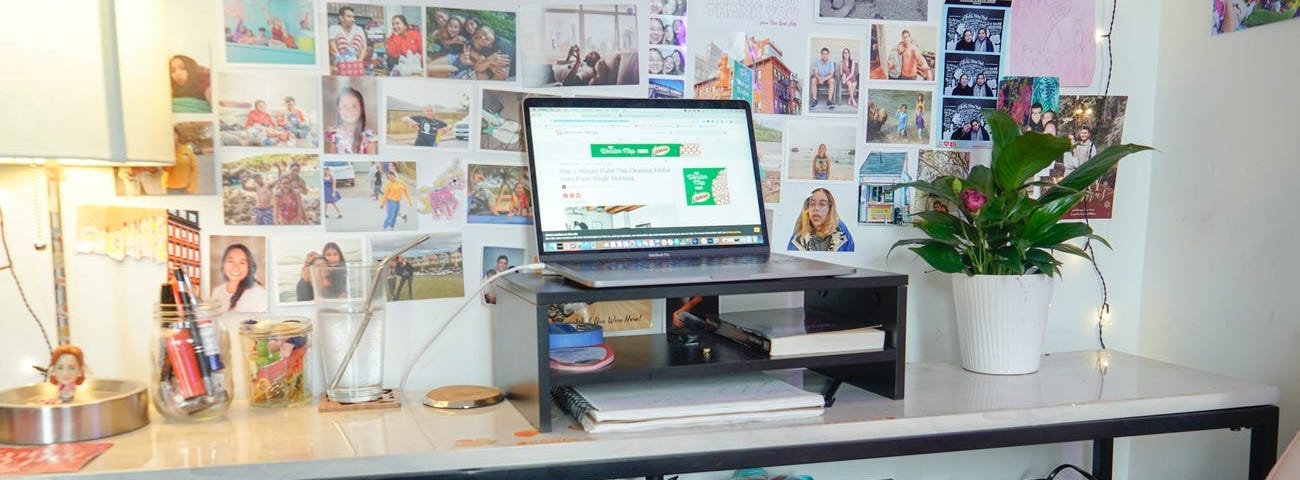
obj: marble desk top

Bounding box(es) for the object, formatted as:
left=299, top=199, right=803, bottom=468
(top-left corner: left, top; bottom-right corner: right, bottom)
left=26, top=350, right=1280, bottom=479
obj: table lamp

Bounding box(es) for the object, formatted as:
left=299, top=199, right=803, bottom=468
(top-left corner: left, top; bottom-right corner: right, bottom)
left=0, top=0, right=173, bottom=444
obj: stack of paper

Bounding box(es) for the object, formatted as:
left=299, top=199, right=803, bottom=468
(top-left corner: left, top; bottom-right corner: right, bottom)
left=552, top=372, right=824, bottom=433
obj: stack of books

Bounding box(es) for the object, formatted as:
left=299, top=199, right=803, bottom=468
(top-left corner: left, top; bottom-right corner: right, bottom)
left=706, top=308, right=885, bottom=357
left=552, top=372, right=824, bottom=433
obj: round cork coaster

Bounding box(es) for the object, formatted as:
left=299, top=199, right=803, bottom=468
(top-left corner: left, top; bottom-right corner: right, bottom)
left=423, top=385, right=504, bottom=409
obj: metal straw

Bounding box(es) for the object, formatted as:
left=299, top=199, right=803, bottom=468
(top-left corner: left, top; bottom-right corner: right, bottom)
left=328, top=234, right=430, bottom=395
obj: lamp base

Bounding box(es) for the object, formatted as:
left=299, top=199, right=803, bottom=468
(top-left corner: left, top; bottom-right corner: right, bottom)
left=0, top=378, right=150, bottom=445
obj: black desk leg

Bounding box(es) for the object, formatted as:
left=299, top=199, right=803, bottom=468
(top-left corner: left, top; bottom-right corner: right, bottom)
left=1249, top=407, right=1280, bottom=480
left=1092, top=438, right=1113, bottom=480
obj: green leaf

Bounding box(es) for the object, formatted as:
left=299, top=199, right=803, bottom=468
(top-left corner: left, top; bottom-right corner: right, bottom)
left=911, top=243, right=965, bottom=273
left=1085, top=234, right=1113, bottom=250
left=1022, top=192, right=1083, bottom=241
left=913, top=211, right=968, bottom=242
left=1025, top=248, right=1062, bottom=276
left=985, top=109, right=1022, bottom=164
left=995, top=133, right=1073, bottom=193
left=1050, top=243, right=1094, bottom=261
left=1041, top=144, right=1154, bottom=204
left=1004, top=195, right=1039, bottom=224
left=965, top=165, right=995, bottom=194
left=1029, top=222, right=1093, bottom=247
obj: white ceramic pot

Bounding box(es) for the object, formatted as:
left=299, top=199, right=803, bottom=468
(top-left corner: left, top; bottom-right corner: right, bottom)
left=951, top=274, right=1054, bottom=375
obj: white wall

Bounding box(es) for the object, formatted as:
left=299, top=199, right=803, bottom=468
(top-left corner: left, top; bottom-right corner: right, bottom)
left=0, top=0, right=1194, bottom=478
left=1130, top=4, right=1300, bottom=480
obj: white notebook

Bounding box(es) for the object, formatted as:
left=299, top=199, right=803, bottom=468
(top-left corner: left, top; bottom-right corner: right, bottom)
left=553, top=372, right=825, bottom=433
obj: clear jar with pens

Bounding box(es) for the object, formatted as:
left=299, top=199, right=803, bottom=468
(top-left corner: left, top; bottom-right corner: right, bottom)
left=152, top=295, right=232, bottom=421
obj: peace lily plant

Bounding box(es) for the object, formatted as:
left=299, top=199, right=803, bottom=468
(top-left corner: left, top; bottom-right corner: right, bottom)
left=891, top=110, right=1152, bottom=277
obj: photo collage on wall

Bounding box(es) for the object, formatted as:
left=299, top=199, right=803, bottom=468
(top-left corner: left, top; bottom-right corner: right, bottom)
left=120, top=0, right=1124, bottom=314
left=931, top=0, right=1006, bottom=151
left=648, top=0, right=689, bottom=98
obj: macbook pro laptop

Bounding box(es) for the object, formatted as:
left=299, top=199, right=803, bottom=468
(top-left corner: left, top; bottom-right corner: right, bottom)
left=521, top=97, right=856, bottom=288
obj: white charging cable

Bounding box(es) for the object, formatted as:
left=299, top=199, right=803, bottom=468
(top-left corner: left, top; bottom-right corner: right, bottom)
left=398, top=263, right=547, bottom=392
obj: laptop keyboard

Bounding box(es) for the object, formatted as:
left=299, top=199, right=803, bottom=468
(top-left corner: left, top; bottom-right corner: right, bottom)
left=575, top=255, right=778, bottom=272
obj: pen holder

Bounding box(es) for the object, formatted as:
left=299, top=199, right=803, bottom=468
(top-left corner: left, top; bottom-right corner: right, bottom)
left=152, top=300, right=232, bottom=421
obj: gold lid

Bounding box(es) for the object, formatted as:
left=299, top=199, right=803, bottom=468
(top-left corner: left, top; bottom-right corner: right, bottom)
left=423, top=385, right=504, bottom=409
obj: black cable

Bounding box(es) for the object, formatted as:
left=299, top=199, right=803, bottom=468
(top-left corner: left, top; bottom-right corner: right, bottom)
left=1080, top=0, right=1120, bottom=351
left=1036, top=463, right=1099, bottom=480
left=0, top=206, right=54, bottom=356
left=1101, top=0, right=1118, bottom=97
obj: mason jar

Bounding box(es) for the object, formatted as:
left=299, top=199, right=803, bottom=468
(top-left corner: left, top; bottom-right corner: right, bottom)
left=152, top=300, right=232, bottom=421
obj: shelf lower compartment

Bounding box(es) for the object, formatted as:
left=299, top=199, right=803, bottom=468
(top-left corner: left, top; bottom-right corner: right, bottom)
left=550, top=332, right=897, bottom=387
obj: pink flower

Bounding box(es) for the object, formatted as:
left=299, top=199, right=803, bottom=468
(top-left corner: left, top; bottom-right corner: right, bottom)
left=960, top=188, right=986, bottom=213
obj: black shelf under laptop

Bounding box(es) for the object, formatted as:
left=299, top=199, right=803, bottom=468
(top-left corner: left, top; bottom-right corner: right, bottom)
left=492, top=268, right=909, bottom=432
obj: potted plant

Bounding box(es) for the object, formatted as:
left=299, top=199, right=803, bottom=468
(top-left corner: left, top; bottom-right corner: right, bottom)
left=891, top=110, right=1151, bottom=375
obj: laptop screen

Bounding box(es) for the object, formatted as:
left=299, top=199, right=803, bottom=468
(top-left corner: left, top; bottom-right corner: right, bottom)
left=523, top=98, right=769, bottom=262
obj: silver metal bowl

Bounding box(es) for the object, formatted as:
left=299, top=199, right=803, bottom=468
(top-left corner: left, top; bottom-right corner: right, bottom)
left=0, top=378, right=150, bottom=445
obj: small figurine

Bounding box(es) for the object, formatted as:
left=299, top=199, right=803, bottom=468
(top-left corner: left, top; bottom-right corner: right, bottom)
left=48, top=344, right=86, bottom=403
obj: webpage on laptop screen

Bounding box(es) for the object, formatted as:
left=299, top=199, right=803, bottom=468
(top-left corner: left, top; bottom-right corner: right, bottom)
left=530, top=106, right=765, bottom=254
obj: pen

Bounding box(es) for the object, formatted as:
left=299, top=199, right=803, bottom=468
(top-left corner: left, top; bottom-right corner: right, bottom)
left=171, top=274, right=214, bottom=395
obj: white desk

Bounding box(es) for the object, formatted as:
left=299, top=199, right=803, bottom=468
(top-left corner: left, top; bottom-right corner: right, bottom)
left=30, top=351, right=1280, bottom=480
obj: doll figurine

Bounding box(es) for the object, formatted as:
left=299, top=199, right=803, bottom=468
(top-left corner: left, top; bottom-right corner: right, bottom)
left=48, top=344, right=86, bottom=403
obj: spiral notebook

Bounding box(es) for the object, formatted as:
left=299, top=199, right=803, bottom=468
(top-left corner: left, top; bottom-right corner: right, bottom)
left=552, top=372, right=825, bottom=433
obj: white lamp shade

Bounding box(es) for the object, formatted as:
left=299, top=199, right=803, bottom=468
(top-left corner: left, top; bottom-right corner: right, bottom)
left=0, top=0, right=173, bottom=165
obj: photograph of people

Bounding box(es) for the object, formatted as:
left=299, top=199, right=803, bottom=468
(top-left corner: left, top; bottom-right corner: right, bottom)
left=972, top=73, right=994, bottom=97
left=787, top=188, right=855, bottom=252
left=812, top=144, right=831, bottom=180
left=839, top=48, right=860, bottom=109
left=166, top=126, right=199, bottom=195
left=218, top=73, right=319, bottom=148
left=327, top=4, right=370, bottom=75
left=209, top=237, right=268, bottom=313
left=468, top=164, right=533, bottom=225
left=786, top=122, right=856, bottom=181
left=169, top=55, right=211, bottom=113
left=427, top=8, right=517, bottom=80
left=320, top=161, right=418, bottom=232
left=223, top=0, right=314, bottom=65
left=271, top=237, right=362, bottom=304
left=384, top=79, right=470, bottom=149
left=672, top=19, right=687, bottom=46
left=973, top=27, right=997, bottom=53
left=322, top=77, right=378, bottom=155
left=220, top=153, right=321, bottom=226
left=651, top=0, right=687, bottom=16
left=664, top=49, right=685, bottom=76
left=868, top=25, right=935, bottom=82
left=481, top=246, right=524, bottom=305
left=384, top=11, right=423, bottom=76
left=459, top=22, right=517, bottom=81
left=403, top=108, right=451, bottom=147
left=119, top=122, right=215, bottom=196
left=370, top=233, right=466, bottom=301
left=809, top=47, right=837, bottom=111
left=865, top=89, right=933, bottom=145
left=523, top=5, right=637, bottom=87
left=380, top=170, right=414, bottom=231
left=955, top=29, right=976, bottom=51
left=944, top=7, right=1005, bottom=53
left=649, top=17, right=668, bottom=44
left=648, top=48, right=665, bottom=75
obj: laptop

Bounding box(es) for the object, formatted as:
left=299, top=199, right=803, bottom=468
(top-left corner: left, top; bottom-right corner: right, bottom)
left=521, top=97, right=856, bottom=288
